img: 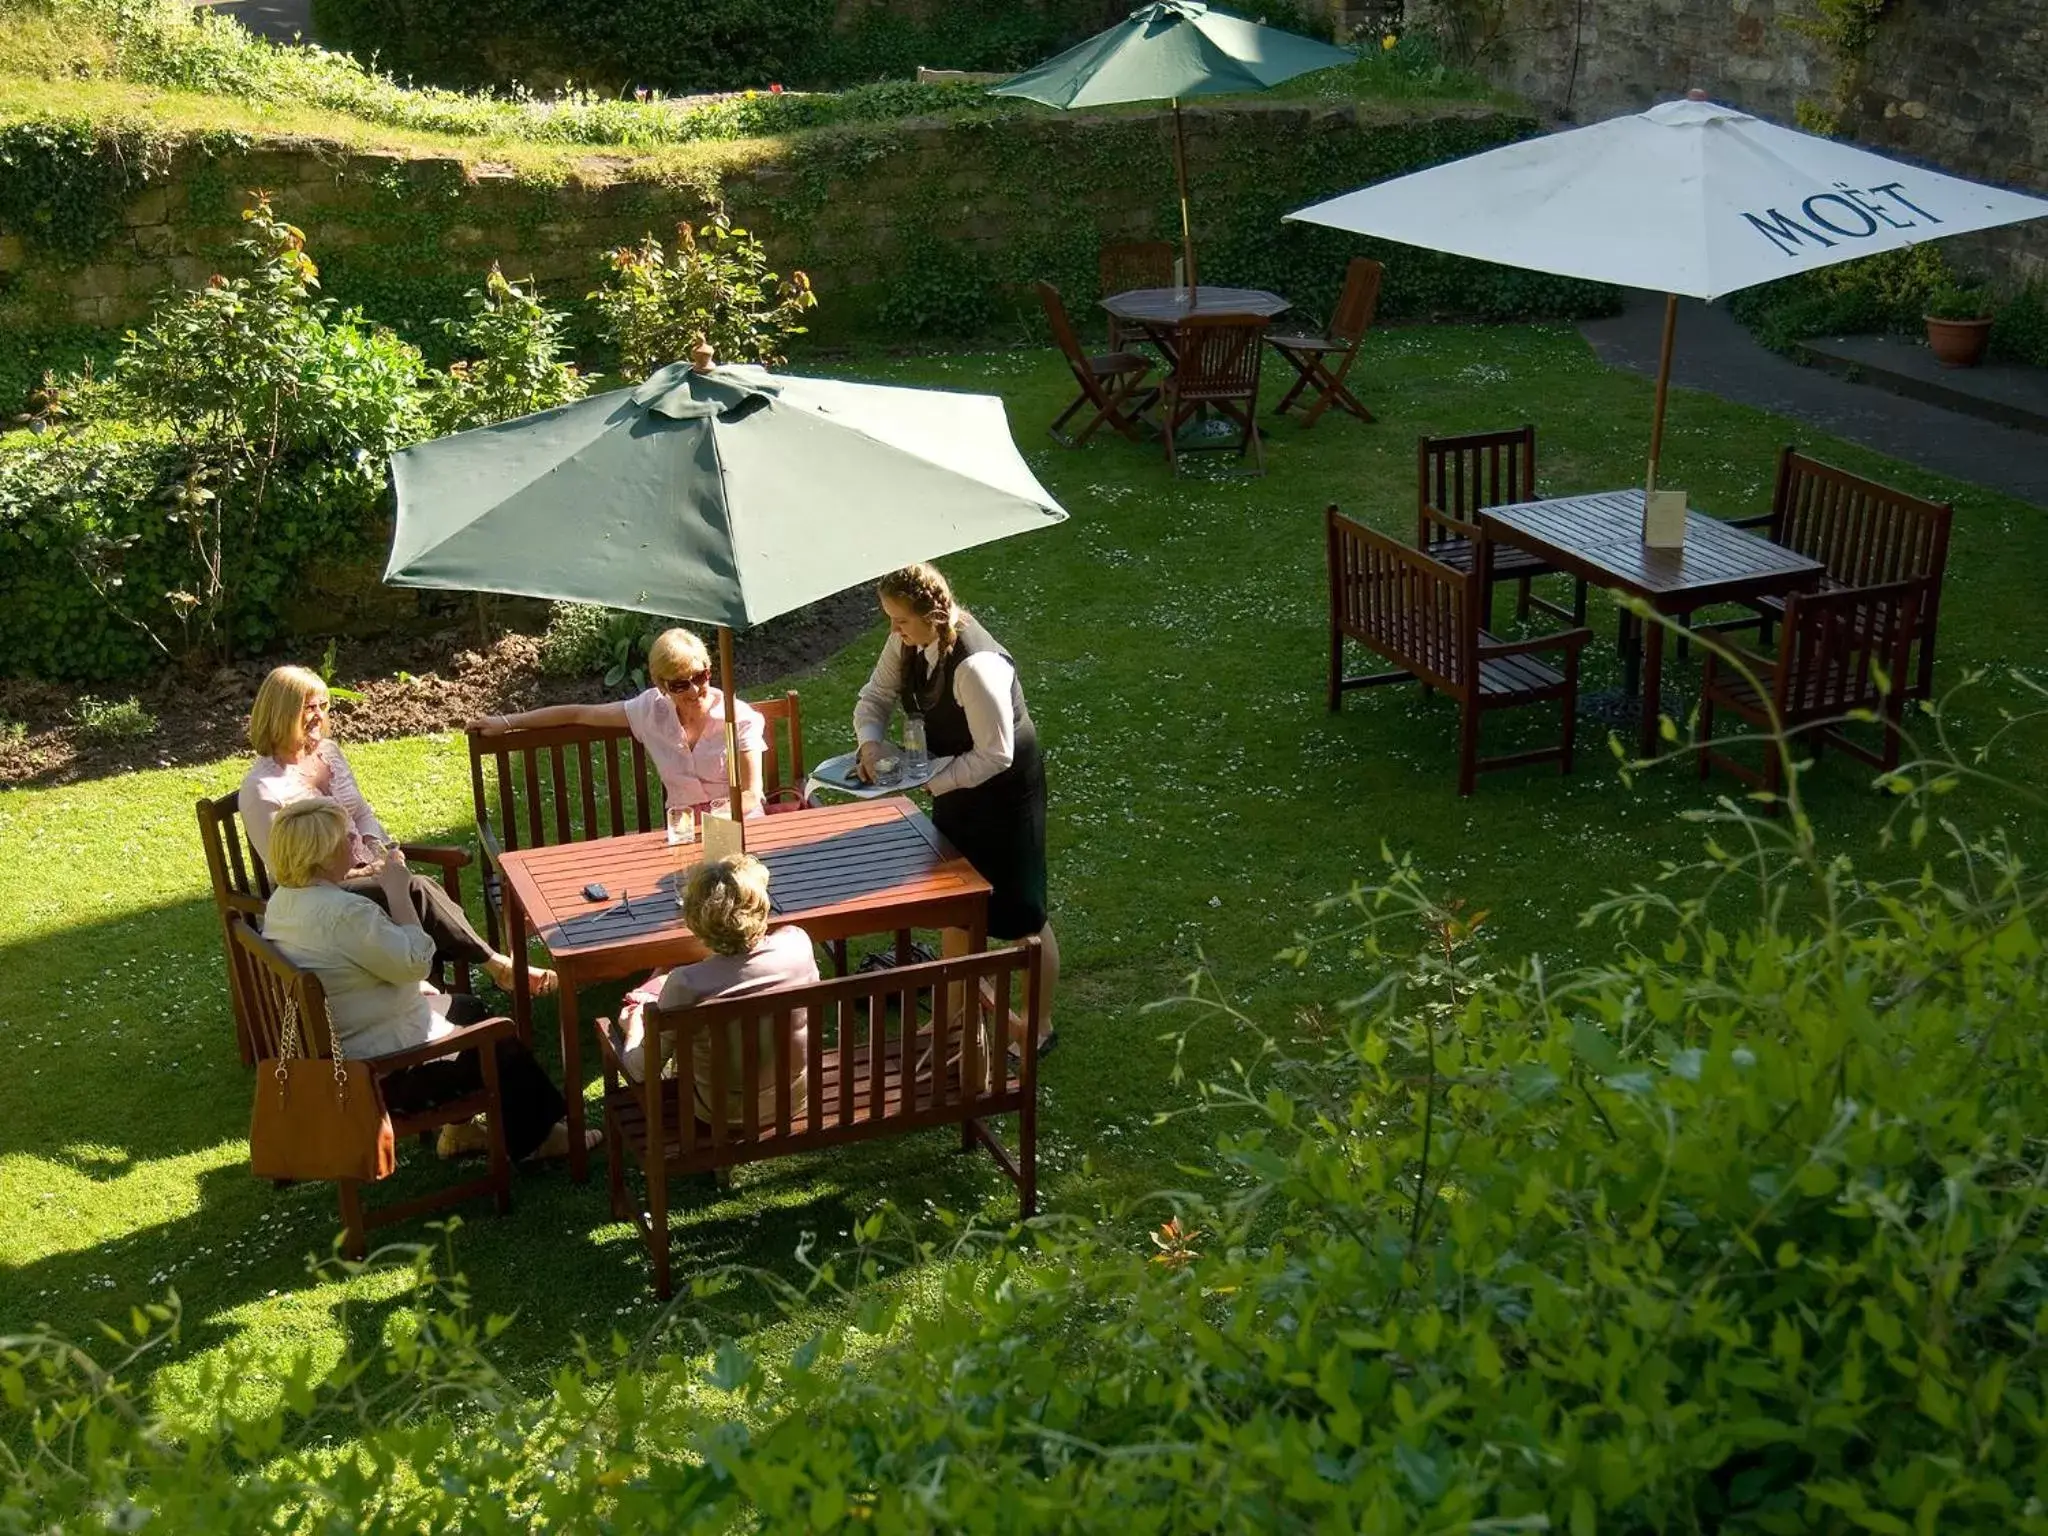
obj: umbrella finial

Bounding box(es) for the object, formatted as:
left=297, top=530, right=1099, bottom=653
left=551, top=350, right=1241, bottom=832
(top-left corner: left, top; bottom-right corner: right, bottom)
left=1686, top=87, right=1708, bottom=100
left=690, top=337, right=715, bottom=373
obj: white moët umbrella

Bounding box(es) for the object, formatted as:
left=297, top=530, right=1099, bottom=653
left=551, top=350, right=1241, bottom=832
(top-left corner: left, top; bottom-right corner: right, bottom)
left=1288, top=94, right=2048, bottom=488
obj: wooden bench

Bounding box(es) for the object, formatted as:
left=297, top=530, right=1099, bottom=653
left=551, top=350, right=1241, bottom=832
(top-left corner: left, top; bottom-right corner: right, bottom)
left=1722, top=447, right=1953, bottom=702
left=1697, top=579, right=1922, bottom=800
left=1327, top=506, right=1592, bottom=796
left=197, top=791, right=471, bottom=1065
left=597, top=940, right=1044, bottom=1298
left=465, top=691, right=808, bottom=954
left=230, top=914, right=514, bottom=1258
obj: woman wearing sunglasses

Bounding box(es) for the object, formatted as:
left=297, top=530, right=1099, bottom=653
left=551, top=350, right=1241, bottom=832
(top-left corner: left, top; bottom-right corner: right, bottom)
left=475, top=627, right=766, bottom=819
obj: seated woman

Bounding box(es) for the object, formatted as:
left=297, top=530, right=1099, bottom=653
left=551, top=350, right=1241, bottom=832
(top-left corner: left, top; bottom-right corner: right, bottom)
left=474, top=628, right=767, bottom=820
left=239, top=663, right=554, bottom=996
left=616, top=854, right=818, bottom=1128
left=260, top=798, right=582, bottom=1163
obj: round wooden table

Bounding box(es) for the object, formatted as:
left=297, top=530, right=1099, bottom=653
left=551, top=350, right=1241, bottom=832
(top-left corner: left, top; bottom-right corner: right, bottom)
left=1100, top=285, right=1291, bottom=326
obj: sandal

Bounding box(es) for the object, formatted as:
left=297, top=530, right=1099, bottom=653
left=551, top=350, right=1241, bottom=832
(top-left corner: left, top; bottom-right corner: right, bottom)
left=528, top=1123, right=603, bottom=1162
left=1007, top=1030, right=1059, bottom=1070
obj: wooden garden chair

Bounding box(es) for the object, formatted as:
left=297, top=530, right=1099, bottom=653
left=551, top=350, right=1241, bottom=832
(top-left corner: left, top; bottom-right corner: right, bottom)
left=1160, top=313, right=1268, bottom=475
left=230, top=914, right=514, bottom=1260
left=1036, top=280, right=1154, bottom=447
left=1098, top=238, right=1174, bottom=350
left=1695, top=578, right=1922, bottom=801
left=598, top=940, right=1044, bottom=1298
left=1709, top=448, right=1953, bottom=704
left=1327, top=507, right=1590, bottom=797
left=1267, top=256, right=1382, bottom=426
left=197, top=791, right=472, bottom=1066
left=1417, top=425, right=1585, bottom=628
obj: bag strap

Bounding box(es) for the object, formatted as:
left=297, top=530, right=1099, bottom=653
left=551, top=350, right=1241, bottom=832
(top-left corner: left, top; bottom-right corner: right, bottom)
left=275, top=988, right=349, bottom=1090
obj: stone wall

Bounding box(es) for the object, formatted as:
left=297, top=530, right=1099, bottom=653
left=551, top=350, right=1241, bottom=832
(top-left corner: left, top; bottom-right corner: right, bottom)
left=0, top=98, right=1543, bottom=342
left=1476, top=0, right=2048, bottom=286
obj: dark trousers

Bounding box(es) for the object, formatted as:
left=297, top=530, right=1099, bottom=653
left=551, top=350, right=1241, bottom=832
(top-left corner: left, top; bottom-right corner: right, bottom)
left=378, top=994, right=567, bottom=1161
left=343, top=874, right=495, bottom=970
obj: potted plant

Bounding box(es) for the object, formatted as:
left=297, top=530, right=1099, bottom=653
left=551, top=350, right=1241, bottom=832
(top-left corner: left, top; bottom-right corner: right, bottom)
left=1924, top=281, right=1994, bottom=368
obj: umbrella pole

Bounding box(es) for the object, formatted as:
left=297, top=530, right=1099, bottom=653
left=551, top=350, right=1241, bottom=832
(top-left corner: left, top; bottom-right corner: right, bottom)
left=1645, top=292, right=1679, bottom=494
left=1172, top=97, right=1198, bottom=301
left=718, top=624, right=744, bottom=853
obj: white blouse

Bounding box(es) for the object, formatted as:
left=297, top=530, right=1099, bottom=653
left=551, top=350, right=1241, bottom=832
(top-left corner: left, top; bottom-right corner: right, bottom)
left=852, top=635, right=1016, bottom=796
left=261, top=882, right=458, bottom=1062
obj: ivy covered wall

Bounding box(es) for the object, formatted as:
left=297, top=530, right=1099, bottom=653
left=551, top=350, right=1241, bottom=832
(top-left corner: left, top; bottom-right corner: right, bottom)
left=0, top=99, right=1611, bottom=362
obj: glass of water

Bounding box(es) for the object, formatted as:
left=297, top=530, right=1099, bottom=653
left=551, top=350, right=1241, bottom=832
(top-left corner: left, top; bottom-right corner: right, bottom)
left=665, top=806, right=698, bottom=901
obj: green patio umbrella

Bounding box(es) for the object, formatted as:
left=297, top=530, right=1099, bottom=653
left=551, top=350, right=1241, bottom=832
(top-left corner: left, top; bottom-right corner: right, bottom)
left=991, top=1, right=1353, bottom=301
left=384, top=350, right=1067, bottom=831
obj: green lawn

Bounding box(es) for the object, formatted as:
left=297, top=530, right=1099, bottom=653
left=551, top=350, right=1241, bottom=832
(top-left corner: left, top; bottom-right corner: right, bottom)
left=3, top=321, right=2043, bottom=1406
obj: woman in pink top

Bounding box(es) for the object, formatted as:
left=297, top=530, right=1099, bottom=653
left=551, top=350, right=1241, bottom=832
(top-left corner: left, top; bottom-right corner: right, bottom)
left=237, top=665, right=554, bottom=996
left=475, top=627, right=767, bottom=818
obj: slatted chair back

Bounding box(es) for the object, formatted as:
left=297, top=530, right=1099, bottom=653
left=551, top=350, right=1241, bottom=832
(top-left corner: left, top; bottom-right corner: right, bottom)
left=229, top=913, right=338, bottom=1064
left=1418, top=424, right=1538, bottom=554
left=749, top=690, right=808, bottom=810
left=1326, top=510, right=1478, bottom=698
left=1326, top=256, right=1384, bottom=347
left=1168, top=314, right=1267, bottom=402
left=198, top=790, right=273, bottom=1064
left=1773, top=580, right=1922, bottom=728
left=607, top=941, right=1044, bottom=1295
left=1036, top=280, right=1095, bottom=373
left=1098, top=239, right=1174, bottom=299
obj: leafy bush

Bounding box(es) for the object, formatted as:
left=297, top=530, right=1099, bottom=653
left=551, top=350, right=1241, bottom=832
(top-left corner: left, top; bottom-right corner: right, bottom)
left=424, top=264, right=588, bottom=437
left=70, top=692, right=156, bottom=738
left=590, top=217, right=816, bottom=377
left=8, top=700, right=2048, bottom=1529
left=1729, top=244, right=1954, bottom=349
left=537, top=602, right=673, bottom=689
left=1991, top=282, right=2048, bottom=367
left=309, top=0, right=1138, bottom=97
left=0, top=712, right=26, bottom=744
left=1925, top=279, right=1992, bottom=321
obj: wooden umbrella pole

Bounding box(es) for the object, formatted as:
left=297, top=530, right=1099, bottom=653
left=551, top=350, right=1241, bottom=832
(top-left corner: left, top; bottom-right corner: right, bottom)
left=1172, top=97, right=1198, bottom=302
left=1645, top=292, right=1680, bottom=493
left=718, top=624, right=744, bottom=853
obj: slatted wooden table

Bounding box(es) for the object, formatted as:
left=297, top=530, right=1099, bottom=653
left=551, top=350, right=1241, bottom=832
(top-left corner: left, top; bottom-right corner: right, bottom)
left=496, top=797, right=991, bottom=1182
left=1480, top=489, right=1824, bottom=758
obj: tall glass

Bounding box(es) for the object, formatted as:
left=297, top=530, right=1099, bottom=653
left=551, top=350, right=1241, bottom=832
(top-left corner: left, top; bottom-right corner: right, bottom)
left=902, top=713, right=928, bottom=777
left=665, top=806, right=698, bottom=903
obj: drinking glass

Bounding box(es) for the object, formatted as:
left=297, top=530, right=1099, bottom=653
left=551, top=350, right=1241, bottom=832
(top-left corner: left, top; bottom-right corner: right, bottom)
left=665, top=806, right=698, bottom=901
left=901, top=716, right=928, bottom=776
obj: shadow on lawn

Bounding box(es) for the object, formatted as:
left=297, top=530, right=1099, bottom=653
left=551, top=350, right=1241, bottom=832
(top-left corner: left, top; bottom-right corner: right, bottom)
left=0, top=887, right=1021, bottom=1374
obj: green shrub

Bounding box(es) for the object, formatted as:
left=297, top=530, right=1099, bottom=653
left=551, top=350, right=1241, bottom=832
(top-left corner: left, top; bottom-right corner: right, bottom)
left=538, top=602, right=674, bottom=689
left=1925, top=279, right=1992, bottom=321
left=309, top=0, right=1139, bottom=97
left=1730, top=244, right=1954, bottom=350
left=8, top=704, right=2048, bottom=1529
left=590, top=216, right=816, bottom=377
left=1991, top=282, right=2048, bottom=367
left=70, top=692, right=156, bottom=738
left=424, top=264, right=588, bottom=437
left=0, top=712, right=26, bottom=744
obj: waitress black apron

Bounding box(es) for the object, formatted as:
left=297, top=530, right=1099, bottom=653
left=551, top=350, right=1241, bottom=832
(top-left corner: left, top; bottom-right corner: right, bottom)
left=901, top=615, right=1047, bottom=940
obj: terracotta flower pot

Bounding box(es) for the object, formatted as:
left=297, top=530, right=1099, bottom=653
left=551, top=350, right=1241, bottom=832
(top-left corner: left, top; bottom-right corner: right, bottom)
left=1924, top=314, right=1992, bottom=368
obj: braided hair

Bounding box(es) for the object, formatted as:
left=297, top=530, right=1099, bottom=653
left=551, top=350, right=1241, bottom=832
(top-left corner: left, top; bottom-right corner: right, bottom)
left=877, top=563, right=963, bottom=659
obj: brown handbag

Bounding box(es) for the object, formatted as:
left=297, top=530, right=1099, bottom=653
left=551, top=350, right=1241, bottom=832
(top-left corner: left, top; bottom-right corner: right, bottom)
left=249, top=994, right=395, bottom=1183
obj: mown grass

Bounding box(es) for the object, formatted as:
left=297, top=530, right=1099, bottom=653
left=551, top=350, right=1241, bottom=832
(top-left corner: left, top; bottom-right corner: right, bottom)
left=2, top=321, right=2043, bottom=1409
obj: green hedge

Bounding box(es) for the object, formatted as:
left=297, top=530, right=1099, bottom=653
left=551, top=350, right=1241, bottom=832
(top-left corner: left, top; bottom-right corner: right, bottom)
left=310, top=0, right=1151, bottom=96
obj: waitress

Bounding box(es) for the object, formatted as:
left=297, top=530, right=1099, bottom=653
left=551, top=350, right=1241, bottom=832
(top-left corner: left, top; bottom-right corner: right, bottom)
left=853, top=563, right=1058, bottom=1054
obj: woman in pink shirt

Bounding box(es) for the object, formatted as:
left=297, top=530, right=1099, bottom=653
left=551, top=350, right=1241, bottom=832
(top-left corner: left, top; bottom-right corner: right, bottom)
left=237, top=665, right=553, bottom=996
left=475, top=627, right=767, bottom=819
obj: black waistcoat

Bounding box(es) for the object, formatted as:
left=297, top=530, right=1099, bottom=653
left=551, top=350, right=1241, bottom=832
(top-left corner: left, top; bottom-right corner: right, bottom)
left=900, top=614, right=1039, bottom=798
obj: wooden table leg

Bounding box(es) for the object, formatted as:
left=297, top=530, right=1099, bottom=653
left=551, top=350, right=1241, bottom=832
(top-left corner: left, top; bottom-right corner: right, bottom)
left=1620, top=610, right=1643, bottom=698
left=1640, top=616, right=1667, bottom=760
left=508, top=888, right=531, bottom=1046
left=557, top=969, right=589, bottom=1184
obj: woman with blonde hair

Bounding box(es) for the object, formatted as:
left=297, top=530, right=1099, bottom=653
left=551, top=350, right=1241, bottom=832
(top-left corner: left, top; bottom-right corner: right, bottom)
left=260, top=798, right=581, bottom=1162
left=613, top=854, right=818, bottom=1126
left=853, top=562, right=1058, bottom=1055
left=238, top=664, right=553, bottom=996
left=474, top=627, right=767, bottom=819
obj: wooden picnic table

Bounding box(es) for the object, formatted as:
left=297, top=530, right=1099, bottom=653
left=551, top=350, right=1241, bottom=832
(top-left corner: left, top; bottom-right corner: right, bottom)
left=1480, top=489, right=1824, bottom=759
left=497, top=797, right=992, bottom=1182
left=1102, top=285, right=1290, bottom=364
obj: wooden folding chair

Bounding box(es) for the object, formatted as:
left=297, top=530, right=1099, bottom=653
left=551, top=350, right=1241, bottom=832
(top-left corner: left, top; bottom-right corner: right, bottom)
left=1160, top=313, right=1268, bottom=476
left=1099, top=239, right=1174, bottom=350
left=1268, top=257, right=1381, bottom=426
left=1036, top=280, right=1154, bottom=447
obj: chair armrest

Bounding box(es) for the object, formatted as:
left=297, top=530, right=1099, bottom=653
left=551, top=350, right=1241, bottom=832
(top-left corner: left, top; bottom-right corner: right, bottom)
left=1418, top=504, right=1475, bottom=545
left=476, top=824, right=507, bottom=872
left=1724, top=512, right=1773, bottom=530
left=595, top=1015, right=626, bottom=1076
left=400, top=842, right=471, bottom=870
left=1479, top=627, right=1594, bottom=659
left=368, top=1015, right=516, bottom=1076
